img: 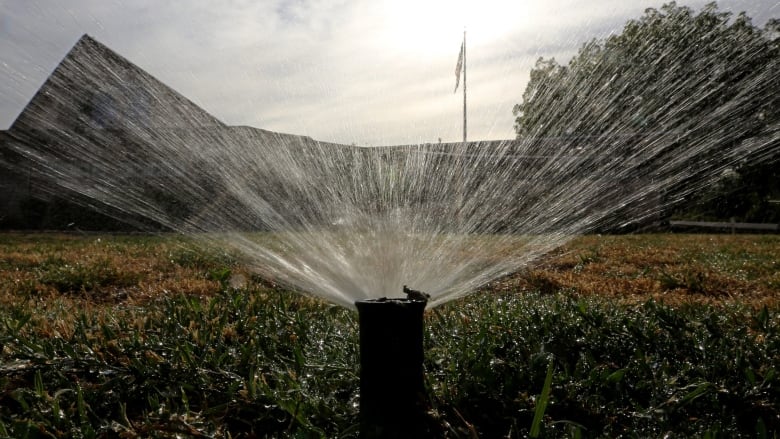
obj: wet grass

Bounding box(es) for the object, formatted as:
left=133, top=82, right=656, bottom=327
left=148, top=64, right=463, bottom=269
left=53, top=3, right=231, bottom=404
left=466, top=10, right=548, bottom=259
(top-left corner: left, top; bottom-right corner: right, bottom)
left=0, top=289, right=359, bottom=438
left=0, top=233, right=778, bottom=437
left=428, top=293, right=779, bottom=438
left=496, top=234, right=780, bottom=308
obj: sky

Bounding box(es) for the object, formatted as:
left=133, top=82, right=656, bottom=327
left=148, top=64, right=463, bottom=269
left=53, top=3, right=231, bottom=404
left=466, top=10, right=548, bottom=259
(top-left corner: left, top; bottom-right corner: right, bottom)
left=1, top=0, right=778, bottom=146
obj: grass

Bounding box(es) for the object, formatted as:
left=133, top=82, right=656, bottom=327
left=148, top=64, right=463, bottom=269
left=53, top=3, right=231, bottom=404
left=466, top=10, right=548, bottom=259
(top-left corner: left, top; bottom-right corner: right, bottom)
left=0, top=233, right=778, bottom=437
left=494, top=234, right=780, bottom=307
left=427, top=292, right=779, bottom=438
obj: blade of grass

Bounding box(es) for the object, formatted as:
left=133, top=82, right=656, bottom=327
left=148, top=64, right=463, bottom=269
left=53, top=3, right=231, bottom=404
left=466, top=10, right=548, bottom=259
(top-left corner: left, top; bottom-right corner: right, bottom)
left=530, top=359, right=554, bottom=438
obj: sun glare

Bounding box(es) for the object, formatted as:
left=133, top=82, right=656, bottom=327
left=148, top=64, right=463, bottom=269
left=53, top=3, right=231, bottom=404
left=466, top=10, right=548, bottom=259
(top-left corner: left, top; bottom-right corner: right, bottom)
left=379, top=0, right=534, bottom=57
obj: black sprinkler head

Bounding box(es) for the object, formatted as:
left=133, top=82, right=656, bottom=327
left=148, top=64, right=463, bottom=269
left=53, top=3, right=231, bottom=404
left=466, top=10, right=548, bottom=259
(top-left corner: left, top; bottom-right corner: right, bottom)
left=355, top=296, right=429, bottom=438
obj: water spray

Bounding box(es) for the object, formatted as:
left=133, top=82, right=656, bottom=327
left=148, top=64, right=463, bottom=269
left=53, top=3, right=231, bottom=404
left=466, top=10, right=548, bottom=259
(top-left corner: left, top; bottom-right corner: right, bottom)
left=355, top=286, right=430, bottom=438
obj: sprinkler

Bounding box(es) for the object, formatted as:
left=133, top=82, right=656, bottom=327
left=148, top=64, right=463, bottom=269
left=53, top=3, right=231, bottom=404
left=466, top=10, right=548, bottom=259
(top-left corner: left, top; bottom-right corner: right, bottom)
left=355, top=286, right=430, bottom=438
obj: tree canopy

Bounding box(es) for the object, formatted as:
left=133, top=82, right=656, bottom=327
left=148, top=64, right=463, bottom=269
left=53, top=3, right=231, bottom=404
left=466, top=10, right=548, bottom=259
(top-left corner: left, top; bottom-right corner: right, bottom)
left=514, top=2, right=778, bottom=142
left=513, top=2, right=779, bottom=222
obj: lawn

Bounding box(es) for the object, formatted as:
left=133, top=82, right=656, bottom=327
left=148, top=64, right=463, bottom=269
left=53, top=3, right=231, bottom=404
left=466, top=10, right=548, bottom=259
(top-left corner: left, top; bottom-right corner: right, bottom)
left=0, top=233, right=778, bottom=437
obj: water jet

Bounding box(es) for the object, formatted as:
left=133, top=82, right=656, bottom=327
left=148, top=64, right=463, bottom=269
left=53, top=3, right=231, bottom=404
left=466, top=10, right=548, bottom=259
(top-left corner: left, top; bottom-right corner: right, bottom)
left=2, top=27, right=777, bottom=308
left=0, top=2, right=778, bottom=436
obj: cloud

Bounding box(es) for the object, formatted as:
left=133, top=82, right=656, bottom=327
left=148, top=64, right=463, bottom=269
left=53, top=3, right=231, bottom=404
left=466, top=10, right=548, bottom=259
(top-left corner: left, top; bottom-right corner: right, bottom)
left=1, top=0, right=777, bottom=145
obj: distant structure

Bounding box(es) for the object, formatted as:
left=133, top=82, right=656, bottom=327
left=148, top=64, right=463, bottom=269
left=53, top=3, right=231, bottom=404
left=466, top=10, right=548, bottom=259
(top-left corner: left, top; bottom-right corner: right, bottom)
left=0, top=35, right=321, bottom=229
left=13, top=35, right=225, bottom=133
left=0, top=35, right=662, bottom=232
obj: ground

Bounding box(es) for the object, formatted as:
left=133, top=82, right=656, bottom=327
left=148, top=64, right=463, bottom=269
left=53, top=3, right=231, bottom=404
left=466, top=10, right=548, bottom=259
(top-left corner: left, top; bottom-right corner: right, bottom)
left=0, top=232, right=778, bottom=437
left=2, top=233, right=777, bottom=313
left=488, top=234, right=779, bottom=308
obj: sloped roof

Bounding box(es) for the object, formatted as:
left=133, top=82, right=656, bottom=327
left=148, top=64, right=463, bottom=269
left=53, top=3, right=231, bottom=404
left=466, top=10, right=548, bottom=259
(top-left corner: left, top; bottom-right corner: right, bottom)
left=10, top=34, right=225, bottom=132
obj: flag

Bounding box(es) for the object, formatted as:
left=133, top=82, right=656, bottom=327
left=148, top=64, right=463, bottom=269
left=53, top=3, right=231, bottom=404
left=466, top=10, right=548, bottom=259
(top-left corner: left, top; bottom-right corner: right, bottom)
left=454, top=41, right=464, bottom=93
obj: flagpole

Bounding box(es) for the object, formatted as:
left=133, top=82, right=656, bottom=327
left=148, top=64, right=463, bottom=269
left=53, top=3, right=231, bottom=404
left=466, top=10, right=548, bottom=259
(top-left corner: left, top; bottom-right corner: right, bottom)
left=453, top=30, right=467, bottom=143
left=462, top=30, right=467, bottom=143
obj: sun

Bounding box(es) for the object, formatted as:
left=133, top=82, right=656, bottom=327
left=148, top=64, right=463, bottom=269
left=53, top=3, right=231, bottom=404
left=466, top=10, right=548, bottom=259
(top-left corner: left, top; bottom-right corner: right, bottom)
left=378, top=0, right=536, bottom=57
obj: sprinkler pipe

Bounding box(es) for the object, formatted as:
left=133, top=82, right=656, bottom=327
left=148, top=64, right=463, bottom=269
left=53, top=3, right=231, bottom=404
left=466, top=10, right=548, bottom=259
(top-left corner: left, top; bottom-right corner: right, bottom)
left=355, top=296, right=429, bottom=438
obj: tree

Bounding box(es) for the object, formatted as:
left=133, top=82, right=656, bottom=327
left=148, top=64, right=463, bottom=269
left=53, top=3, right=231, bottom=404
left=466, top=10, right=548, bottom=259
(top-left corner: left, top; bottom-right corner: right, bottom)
left=515, top=2, right=777, bottom=141
left=513, top=2, right=779, bottom=223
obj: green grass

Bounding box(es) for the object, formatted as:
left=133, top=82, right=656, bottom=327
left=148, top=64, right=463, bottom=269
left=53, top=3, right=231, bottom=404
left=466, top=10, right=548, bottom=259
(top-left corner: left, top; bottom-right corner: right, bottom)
left=0, top=234, right=778, bottom=437
left=0, top=288, right=360, bottom=438
left=1, top=289, right=778, bottom=437
left=427, top=293, right=779, bottom=438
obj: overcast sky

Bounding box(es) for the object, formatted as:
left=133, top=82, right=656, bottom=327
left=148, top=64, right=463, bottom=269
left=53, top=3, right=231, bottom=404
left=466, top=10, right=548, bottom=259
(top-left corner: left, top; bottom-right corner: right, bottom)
left=1, top=0, right=777, bottom=145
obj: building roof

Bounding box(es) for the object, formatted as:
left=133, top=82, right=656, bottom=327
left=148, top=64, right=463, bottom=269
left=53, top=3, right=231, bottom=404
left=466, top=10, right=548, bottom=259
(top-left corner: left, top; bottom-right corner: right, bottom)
left=10, top=34, right=225, bottom=133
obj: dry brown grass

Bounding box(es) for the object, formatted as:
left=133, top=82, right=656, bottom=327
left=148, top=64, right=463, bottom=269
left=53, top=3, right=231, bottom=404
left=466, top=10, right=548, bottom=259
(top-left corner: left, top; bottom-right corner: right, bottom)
left=491, top=234, right=780, bottom=307
left=0, top=234, right=234, bottom=337
left=1, top=233, right=778, bottom=315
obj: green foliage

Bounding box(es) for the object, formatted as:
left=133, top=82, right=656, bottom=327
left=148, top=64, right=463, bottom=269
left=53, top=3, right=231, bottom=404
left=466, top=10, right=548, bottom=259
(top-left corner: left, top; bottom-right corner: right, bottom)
left=0, top=288, right=360, bottom=437
left=426, top=293, right=780, bottom=437
left=36, top=257, right=138, bottom=293
left=514, top=2, right=777, bottom=141
left=168, top=245, right=238, bottom=271
left=0, top=283, right=778, bottom=436
left=529, top=360, right=554, bottom=437
left=673, top=162, right=780, bottom=223
left=658, top=268, right=706, bottom=292
left=513, top=2, right=780, bottom=222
